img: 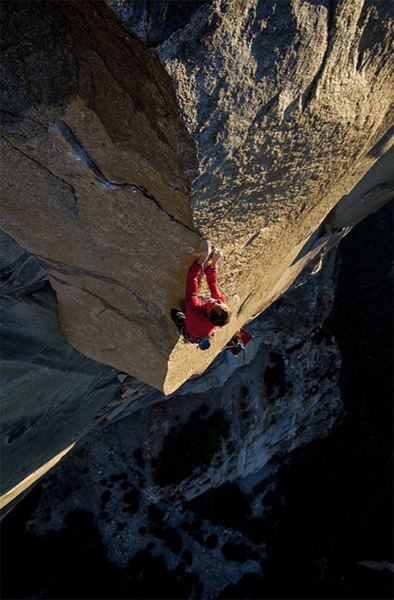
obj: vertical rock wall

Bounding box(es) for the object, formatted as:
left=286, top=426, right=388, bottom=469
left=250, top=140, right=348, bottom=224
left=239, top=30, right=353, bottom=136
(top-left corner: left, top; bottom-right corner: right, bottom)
left=0, top=231, right=120, bottom=505
left=1, top=0, right=199, bottom=391
left=1, top=0, right=393, bottom=393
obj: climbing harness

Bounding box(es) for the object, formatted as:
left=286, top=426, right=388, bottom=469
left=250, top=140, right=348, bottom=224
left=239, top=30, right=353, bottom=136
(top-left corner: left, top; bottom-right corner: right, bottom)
left=171, top=308, right=213, bottom=350
left=182, top=328, right=213, bottom=350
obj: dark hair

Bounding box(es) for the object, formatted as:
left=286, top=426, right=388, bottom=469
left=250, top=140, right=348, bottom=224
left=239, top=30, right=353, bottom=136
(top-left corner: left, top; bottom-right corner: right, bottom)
left=209, top=305, right=231, bottom=327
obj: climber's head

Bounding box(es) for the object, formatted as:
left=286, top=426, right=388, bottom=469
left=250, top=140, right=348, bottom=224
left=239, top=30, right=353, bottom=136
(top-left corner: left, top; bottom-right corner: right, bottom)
left=206, top=299, right=231, bottom=327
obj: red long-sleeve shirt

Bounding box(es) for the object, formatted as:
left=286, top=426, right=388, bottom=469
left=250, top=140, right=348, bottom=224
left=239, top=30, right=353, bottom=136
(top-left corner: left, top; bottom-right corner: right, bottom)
left=184, top=261, right=227, bottom=339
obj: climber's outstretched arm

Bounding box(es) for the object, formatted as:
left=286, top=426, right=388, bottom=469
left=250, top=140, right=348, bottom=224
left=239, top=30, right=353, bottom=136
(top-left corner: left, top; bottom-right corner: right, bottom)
left=184, top=238, right=211, bottom=309
left=205, top=265, right=226, bottom=304
left=185, top=261, right=205, bottom=309
left=203, top=249, right=225, bottom=303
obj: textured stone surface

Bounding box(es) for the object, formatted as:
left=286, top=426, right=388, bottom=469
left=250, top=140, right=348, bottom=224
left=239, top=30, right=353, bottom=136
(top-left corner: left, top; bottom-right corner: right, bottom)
left=14, top=246, right=344, bottom=582
left=1, top=0, right=393, bottom=393
left=2, top=202, right=392, bottom=599
left=154, top=0, right=394, bottom=341
left=0, top=0, right=199, bottom=392
left=0, top=231, right=120, bottom=500
left=0, top=229, right=341, bottom=508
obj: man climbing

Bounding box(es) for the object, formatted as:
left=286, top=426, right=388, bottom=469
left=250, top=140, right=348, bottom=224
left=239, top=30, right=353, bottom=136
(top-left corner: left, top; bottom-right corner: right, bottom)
left=171, top=239, right=231, bottom=350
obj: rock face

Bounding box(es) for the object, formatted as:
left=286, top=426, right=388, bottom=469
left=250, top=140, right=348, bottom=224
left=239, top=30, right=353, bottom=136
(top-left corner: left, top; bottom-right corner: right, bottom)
left=6, top=245, right=344, bottom=579
left=1, top=203, right=392, bottom=599
left=0, top=227, right=342, bottom=510
left=0, top=231, right=120, bottom=506
left=1, top=0, right=199, bottom=393
left=1, top=0, right=393, bottom=393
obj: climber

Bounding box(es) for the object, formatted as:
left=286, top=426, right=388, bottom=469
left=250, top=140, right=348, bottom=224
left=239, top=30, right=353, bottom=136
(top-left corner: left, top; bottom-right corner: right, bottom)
left=171, top=239, right=231, bottom=350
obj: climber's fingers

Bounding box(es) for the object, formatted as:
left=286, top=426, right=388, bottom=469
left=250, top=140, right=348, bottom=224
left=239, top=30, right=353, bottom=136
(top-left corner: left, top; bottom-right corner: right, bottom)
left=200, top=238, right=212, bottom=261
left=211, top=249, right=223, bottom=266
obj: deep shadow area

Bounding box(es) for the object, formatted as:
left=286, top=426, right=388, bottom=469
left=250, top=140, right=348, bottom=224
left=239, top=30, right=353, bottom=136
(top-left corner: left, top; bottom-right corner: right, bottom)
left=0, top=496, right=202, bottom=599
left=0, top=203, right=392, bottom=599
left=1, top=494, right=122, bottom=600
left=219, top=200, right=393, bottom=599
left=152, top=408, right=230, bottom=487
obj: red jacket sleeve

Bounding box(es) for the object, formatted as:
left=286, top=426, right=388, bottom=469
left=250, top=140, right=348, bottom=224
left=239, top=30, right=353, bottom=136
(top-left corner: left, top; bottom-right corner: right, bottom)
left=205, top=267, right=227, bottom=304
left=185, top=261, right=205, bottom=310
left=184, top=262, right=226, bottom=339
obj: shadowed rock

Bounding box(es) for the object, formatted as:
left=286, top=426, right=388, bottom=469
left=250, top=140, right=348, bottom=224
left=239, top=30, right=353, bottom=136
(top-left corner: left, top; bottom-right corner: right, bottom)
left=1, top=0, right=393, bottom=396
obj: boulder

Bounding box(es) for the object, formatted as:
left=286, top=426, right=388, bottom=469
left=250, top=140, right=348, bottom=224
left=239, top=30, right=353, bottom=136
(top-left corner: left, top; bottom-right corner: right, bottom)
left=1, top=0, right=393, bottom=393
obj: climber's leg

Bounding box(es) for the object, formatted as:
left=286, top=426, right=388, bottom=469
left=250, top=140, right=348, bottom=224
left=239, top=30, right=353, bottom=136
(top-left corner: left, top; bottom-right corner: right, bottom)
left=170, top=308, right=186, bottom=335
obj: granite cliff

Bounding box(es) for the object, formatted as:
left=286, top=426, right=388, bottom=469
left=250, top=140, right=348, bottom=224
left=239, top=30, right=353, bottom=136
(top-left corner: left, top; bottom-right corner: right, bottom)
left=1, top=229, right=343, bottom=512
left=1, top=0, right=393, bottom=394
left=1, top=203, right=392, bottom=599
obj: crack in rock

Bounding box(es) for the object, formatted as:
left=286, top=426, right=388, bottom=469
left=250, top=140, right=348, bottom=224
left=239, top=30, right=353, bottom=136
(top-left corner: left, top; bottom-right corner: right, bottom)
left=55, top=117, right=196, bottom=232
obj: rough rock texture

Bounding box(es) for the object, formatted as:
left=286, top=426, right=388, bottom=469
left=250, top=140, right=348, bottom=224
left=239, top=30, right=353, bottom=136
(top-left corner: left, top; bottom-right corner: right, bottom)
left=0, top=231, right=120, bottom=506
left=8, top=246, right=344, bottom=597
left=1, top=203, right=392, bottom=600
left=1, top=0, right=393, bottom=393
left=124, top=257, right=344, bottom=505
left=0, top=227, right=342, bottom=509
left=0, top=0, right=200, bottom=392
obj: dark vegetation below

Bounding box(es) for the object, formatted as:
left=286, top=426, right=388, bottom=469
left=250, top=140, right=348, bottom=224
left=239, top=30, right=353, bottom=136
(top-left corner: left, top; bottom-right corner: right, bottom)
left=217, top=200, right=394, bottom=599
left=0, top=202, right=392, bottom=600
left=152, top=407, right=230, bottom=487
